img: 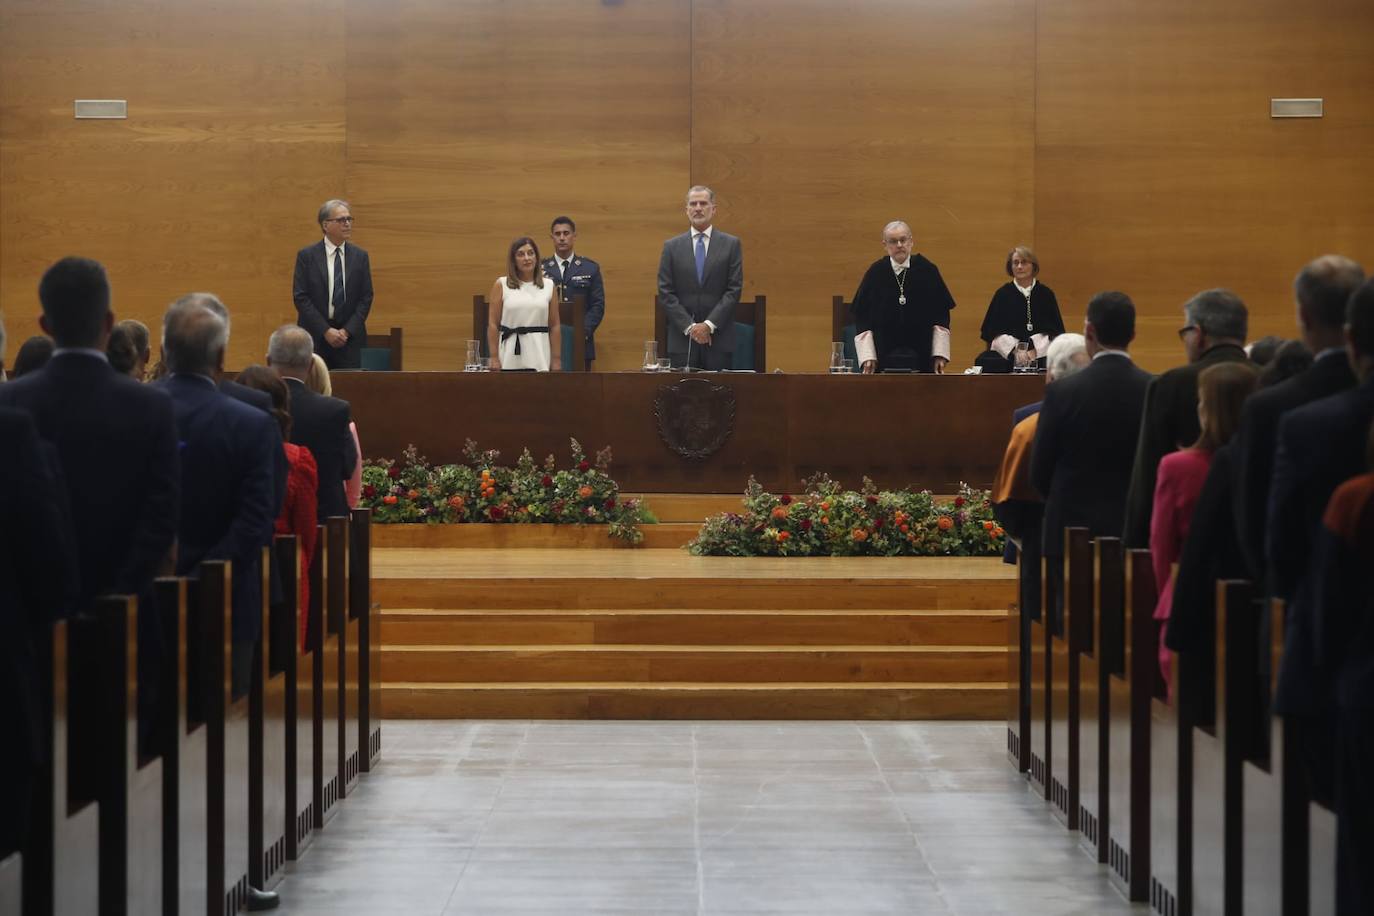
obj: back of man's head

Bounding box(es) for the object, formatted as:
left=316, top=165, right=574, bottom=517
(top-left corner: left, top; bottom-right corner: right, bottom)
left=1184, top=288, right=1248, bottom=351
left=175, top=292, right=231, bottom=341
left=1348, top=277, right=1374, bottom=375
left=1296, top=255, right=1364, bottom=332
left=1085, top=291, right=1136, bottom=349
left=1046, top=333, right=1089, bottom=382
left=162, top=299, right=228, bottom=376
left=38, top=256, right=111, bottom=349
left=268, top=324, right=315, bottom=374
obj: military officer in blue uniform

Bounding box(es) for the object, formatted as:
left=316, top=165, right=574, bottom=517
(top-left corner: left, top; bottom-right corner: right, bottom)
left=544, top=215, right=606, bottom=371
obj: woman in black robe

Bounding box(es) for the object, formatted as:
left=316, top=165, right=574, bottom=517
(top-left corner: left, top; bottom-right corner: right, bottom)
left=977, top=246, right=1065, bottom=372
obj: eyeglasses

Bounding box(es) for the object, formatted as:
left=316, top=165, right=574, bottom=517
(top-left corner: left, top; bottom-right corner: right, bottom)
left=884, top=236, right=912, bottom=246
left=1177, top=324, right=1198, bottom=340
left=325, top=216, right=354, bottom=224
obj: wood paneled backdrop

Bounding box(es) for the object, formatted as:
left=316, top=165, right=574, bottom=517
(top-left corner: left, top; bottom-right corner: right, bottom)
left=2, top=0, right=1372, bottom=374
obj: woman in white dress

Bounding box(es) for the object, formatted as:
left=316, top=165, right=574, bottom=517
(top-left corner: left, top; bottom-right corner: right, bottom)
left=488, top=236, right=561, bottom=371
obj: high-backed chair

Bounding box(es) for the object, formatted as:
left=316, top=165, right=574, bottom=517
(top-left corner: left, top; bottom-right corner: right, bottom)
left=360, top=327, right=403, bottom=371
left=832, top=296, right=857, bottom=366
left=472, top=294, right=586, bottom=370
left=652, top=295, right=766, bottom=371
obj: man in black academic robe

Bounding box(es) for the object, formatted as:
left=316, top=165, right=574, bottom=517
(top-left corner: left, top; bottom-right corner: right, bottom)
left=853, top=221, right=955, bottom=373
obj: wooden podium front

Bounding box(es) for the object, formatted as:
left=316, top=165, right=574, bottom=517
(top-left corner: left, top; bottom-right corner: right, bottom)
left=331, top=371, right=1044, bottom=494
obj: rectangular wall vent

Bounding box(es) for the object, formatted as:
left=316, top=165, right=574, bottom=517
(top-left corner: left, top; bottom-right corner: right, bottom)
left=74, top=99, right=127, bottom=119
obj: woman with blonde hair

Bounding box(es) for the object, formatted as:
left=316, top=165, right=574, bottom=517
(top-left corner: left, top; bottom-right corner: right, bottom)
left=306, top=353, right=363, bottom=508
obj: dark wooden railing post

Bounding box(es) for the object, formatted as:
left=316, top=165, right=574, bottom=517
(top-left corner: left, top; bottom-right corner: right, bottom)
left=251, top=543, right=290, bottom=891
left=1051, top=527, right=1091, bottom=829
left=1079, top=537, right=1123, bottom=863
left=1107, top=549, right=1155, bottom=901
left=351, top=508, right=381, bottom=773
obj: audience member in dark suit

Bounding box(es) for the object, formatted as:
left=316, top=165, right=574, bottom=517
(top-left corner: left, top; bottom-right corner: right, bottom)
left=1151, top=361, right=1258, bottom=698
left=1232, top=255, right=1364, bottom=589
left=544, top=215, right=606, bottom=371
left=1031, top=292, right=1152, bottom=628
left=1267, top=277, right=1374, bottom=806
left=0, top=256, right=179, bottom=762
left=992, top=334, right=1089, bottom=624
left=657, top=185, right=744, bottom=370
left=155, top=297, right=277, bottom=700
left=1123, top=288, right=1249, bottom=546
left=0, top=403, right=75, bottom=855
left=1311, top=422, right=1374, bottom=915
left=292, top=198, right=374, bottom=370
left=267, top=324, right=357, bottom=520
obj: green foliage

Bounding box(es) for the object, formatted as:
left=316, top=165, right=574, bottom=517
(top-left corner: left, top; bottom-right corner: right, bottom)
left=687, top=480, right=1004, bottom=557
left=359, top=439, right=656, bottom=543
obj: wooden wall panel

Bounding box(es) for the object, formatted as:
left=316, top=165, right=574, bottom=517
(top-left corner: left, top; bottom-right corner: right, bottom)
left=691, top=0, right=1037, bottom=372
left=1035, top=0, right=1374, bottom=372
left=0, top=0, right=346, bottom=369
left=344, top=0, right=691, bottom=372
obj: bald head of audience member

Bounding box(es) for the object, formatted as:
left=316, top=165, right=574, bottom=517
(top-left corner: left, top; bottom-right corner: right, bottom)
left=38, top=256, right=114, bottom=350
left=1295, top=254, right=1365, bottom=352
left=1045, top=333, right=1089, bottom=383
left=267, top=324, right=316, bottom=382
left=162, top=297, right=228, bottom=378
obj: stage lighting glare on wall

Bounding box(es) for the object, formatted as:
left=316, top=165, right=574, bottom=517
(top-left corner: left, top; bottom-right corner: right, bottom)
left=74, top=99, right=127, bottom=119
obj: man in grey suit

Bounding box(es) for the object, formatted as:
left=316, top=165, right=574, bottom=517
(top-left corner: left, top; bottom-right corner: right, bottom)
left=657, top=186, right=744, bottom=370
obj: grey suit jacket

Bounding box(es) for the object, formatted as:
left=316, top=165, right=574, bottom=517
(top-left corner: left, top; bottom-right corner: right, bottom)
left=656, top=228, right=744, bottom=356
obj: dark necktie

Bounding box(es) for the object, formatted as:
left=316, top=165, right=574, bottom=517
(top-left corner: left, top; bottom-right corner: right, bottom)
left=331, top=247, right=345, bottom=320
left=695, top=233, right=706, bottom=284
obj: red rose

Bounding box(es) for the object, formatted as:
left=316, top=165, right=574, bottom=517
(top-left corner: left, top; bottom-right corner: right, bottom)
left=363, top=484, right=376, bottom=498
left=387, top=467, right=400, bottom=479
left=954, top=496, right=966, bottom=508
left=578, top=460, right=591, bottom=472
left=604, top=499, right=616, bottom=510
left=780, top=494, right=793, bottom=506
left=866, top=495, right=878, bottom=505
left=874, top=517, right=885, bottom=529
left=541, top=475, right=553, bottom=487
left=800, top=519, right=813, bottom=531
left=489, top=506, right=506, bottom=520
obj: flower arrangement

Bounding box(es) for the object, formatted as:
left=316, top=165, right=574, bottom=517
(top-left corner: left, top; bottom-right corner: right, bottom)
left=359, top=439, right=656, bottom=544
left=686, top=474, right=1005, bottom=557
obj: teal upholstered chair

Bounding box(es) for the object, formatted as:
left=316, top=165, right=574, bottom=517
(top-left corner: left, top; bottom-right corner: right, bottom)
left=472, top=294, right=587, bottom=371
left=360, top=326, right=403, bottom=370
left=832, top=296, right=857, bottom=366
left=653, top=295, right=766, bottom=371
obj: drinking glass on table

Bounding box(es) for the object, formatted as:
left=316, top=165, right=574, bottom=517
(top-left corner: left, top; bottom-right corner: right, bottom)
left=643, top=340, right=659, bottom=371
left=464, top=340, right=481, bottom=372
left=829, top=342, right=845, bottom=373
left=656, top=358, right=672, bottom=372
left=1014, top=341, right=1031, bottom=372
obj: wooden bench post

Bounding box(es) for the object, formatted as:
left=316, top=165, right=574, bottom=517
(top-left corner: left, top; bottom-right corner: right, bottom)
left=316, top=522, right=343, bottom=827
left=285, top=533, right=319, bottom=860
left=1079, top=537, right=1123, bottom=863
left=1028, top=548, right=1054, bottom=800
left=335, top=516, right=362, bottom=799
left=48, top=616, right=101, bottom=914
left=1050, top=527, right=1091, bottom=829
left=251, top=543, right=290, bottom=891
left=1106, top=549, right=1155, bottom=901
left=352, top=508, right=382, bottom=773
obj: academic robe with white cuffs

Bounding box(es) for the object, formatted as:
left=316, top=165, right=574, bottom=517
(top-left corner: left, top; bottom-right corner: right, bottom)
left=853, top=254, right=955, bottom=372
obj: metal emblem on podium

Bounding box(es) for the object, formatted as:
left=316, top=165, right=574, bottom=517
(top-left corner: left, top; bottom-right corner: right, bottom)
left=654, top=377, right=736, bottom=459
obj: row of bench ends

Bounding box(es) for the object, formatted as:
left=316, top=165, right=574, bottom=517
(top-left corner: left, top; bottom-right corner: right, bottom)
left=1008, top=527, right=1335, bottom=915
left=0, top=508, right=380, bottom=916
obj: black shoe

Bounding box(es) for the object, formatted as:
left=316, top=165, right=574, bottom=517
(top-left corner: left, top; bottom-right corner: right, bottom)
left=245, top=887, right=280, bottom=911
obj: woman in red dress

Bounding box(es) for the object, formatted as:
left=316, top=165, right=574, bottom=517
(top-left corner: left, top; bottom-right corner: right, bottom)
left=237, top=365, right=319, bottom=648
left=1150, top=360, right=1258, bottom=696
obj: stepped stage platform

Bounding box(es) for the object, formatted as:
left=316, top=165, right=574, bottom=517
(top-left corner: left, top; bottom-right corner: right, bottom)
left=374, top=545, right=1016, bottom=720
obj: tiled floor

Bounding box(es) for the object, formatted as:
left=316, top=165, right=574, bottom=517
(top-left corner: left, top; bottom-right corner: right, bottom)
left=271, top=721, right=1148, bottom=915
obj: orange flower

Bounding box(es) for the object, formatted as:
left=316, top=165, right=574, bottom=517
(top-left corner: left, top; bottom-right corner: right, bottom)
left=983, top=520, right=995, bottom=531
left=448, top=495, right=465, bottom=509
left=382, top=495, right=398, bottom=505
left=407, top=489, right=420, bottom=499
left=578, top=485, right=594, bottom=499
left=771, top=506, right=789, bottom=520
left=821, top=516, right=829, bottom=525
left=937, top=516, right=953, bottom=531
left=899, top=523, right=909, bottom=533
left=994, top=527, right=1005, bottom=538
left=777, top=530, right=790, bottom=542
left=852, top=528, right=868, bottom=542
left=820, top=501, right=831, bottom=511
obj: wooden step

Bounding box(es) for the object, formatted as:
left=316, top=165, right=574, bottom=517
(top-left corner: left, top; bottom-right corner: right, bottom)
left=380, top=608, right=1006, bottom=646
left=627, top=493, right=745, bottom=522
left=374, top=577, right=1013, bottom=611
left=381, top=682, right=1004, bottom=719
left=381, top=644, right=1006, bottom=683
